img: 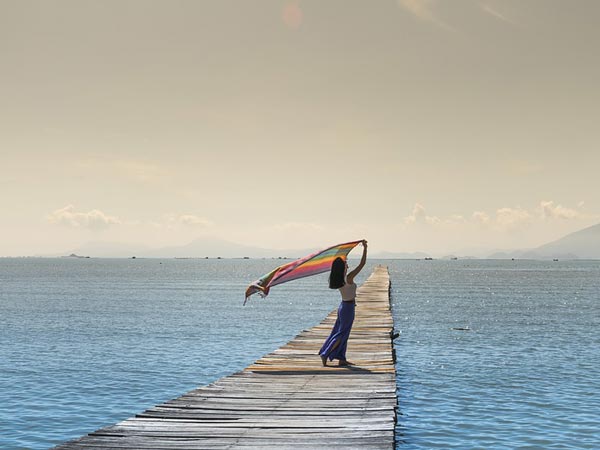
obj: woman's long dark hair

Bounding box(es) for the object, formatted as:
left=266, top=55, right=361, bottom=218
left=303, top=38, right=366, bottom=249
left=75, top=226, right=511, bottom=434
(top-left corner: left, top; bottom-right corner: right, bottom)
left=329, top=257, right=346, bottom=289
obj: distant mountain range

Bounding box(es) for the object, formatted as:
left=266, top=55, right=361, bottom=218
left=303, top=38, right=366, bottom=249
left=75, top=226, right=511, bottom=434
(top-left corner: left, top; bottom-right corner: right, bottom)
left=66, top=238, right=434, bottom=259
left=63, top=223, right=600, bottom=259
left=488, top=222, right=600, bottom=259
left=68, top=237, right=317, bottom=259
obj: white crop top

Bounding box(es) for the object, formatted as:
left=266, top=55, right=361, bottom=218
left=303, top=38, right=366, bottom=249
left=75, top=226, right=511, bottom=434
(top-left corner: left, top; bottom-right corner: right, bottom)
left=339, top=281, right=357, bottom=301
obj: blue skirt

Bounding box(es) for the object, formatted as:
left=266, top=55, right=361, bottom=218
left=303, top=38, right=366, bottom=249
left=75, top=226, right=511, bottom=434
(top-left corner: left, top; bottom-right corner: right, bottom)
left=319, top=301, right=355, bottom=361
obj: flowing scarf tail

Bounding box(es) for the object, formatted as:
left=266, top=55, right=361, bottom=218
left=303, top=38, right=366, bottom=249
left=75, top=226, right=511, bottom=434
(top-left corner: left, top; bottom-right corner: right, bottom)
left=243, top=240, right=362, bottom=304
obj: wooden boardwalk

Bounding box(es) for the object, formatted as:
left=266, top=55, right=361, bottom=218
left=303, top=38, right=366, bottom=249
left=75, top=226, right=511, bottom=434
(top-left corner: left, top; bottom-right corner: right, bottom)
left=55, top=266, right=397, bottom=450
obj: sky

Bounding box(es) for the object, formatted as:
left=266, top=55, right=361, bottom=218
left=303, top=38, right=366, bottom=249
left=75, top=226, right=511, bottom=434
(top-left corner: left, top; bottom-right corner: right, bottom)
left=1, top=0, right=599, bottom=256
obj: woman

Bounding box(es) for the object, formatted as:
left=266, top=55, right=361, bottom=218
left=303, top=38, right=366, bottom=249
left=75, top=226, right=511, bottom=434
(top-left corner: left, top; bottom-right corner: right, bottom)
left=319, top=240, right=368, bottom=366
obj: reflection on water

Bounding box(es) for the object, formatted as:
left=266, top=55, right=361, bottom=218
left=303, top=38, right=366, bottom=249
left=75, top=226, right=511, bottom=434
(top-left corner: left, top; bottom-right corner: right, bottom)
left=1, top=258, right=598, bottom=449
left=391, top=260, right=600, bottom=449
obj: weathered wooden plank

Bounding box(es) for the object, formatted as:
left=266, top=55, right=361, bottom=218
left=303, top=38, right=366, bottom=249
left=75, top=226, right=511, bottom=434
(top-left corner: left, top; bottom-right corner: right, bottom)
left=54, top=266, right=396, bottom=450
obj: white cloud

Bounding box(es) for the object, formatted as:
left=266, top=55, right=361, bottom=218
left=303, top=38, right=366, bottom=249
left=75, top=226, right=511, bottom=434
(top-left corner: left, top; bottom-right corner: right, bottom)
left=403, top=201, right=589, bottom=232
left=48, top=205, right=120, bottom=231
left=446, top=214, right=466, bottom=224
left=404, top=203, right=424, bottom=224
left=404, top=203, right=441, bottom=225
left=495, top=207, right=532, bottom=230
left=538, top=200, right=583, bottom=220
left=472, top=211, right=491, bottom=226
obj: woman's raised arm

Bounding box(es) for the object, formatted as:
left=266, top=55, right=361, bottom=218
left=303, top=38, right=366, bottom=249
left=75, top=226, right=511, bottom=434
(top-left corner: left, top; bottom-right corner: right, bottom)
left=347, top=240, right=367, bottom=283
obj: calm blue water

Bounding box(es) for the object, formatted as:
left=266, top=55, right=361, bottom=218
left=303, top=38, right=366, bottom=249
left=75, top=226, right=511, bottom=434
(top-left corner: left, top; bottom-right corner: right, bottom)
left=391, top=260, right=600, bottom=449
left=1, top=258, right=599, bottom=449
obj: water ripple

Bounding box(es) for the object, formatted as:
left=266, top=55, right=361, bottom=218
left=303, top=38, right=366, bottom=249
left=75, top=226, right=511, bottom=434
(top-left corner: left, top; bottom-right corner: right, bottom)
left=392, top=260, right=600, bottom=449
left=1, top=259, right=599, bottom=449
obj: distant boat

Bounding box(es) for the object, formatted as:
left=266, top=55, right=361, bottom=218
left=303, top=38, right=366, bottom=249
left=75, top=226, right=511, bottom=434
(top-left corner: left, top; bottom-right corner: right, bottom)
left=553, top=258, right=559, bottom=261
left=243, top=256, right=250, bottom=259
left=424, top=257, right=433, bottom=260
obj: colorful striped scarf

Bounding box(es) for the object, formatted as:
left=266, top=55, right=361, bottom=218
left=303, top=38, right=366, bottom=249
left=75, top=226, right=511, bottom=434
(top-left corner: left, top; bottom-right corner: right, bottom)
left=244, top=240, right=362, bottom=304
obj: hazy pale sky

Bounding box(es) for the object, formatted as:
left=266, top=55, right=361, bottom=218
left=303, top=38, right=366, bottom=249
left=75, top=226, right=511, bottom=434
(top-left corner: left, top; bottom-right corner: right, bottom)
left=1, top=0, right=599, bottom=256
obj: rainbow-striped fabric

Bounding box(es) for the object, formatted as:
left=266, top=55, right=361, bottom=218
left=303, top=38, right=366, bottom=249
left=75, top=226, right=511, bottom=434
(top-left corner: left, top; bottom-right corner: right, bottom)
left=244, top=240, right=362, bottom=304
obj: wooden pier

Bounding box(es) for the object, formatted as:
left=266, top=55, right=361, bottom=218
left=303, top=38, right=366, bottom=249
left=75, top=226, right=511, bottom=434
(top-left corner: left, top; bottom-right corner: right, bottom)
left=55, top=266, right=397, bottom=449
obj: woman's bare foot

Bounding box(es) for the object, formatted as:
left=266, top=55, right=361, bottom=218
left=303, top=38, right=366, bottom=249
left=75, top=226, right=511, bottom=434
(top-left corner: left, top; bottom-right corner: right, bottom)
left=338, top=360, right=353, bottom=366
left=320, top=355, right=328, bottom=366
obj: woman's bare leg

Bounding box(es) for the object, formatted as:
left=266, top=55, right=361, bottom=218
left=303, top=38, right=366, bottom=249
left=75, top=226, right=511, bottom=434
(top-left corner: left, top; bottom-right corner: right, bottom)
left=330, top=339, right=341, bottom=352
left=320, top=339, right=342, bottom=366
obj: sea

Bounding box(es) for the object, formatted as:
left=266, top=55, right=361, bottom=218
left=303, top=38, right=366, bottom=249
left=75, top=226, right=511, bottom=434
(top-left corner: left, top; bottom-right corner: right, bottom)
left=0, top=258, right=599, bottom=449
